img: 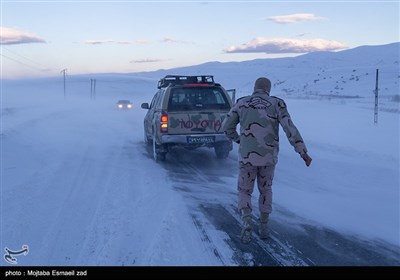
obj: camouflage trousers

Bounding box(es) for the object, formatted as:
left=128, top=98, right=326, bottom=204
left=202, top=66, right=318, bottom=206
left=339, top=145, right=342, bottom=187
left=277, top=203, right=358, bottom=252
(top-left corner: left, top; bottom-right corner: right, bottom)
left=237, top=164, right=276, bottom=214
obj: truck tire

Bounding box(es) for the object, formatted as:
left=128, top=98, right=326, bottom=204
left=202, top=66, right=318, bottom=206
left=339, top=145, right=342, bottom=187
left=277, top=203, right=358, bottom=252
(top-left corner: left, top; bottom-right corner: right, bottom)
left=214, top=142, right=231, bottom=159
left=153, top=137, right=166, bottom=161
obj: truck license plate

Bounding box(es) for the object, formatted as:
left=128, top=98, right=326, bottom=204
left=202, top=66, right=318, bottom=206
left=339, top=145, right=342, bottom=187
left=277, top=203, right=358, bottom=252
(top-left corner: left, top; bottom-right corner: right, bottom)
left=187, top=136, right=215, bottom=144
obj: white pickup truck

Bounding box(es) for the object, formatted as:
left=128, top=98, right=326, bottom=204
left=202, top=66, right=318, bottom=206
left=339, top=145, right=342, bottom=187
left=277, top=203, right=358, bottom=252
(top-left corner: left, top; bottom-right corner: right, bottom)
left=141, top=75, right=235, bottom=161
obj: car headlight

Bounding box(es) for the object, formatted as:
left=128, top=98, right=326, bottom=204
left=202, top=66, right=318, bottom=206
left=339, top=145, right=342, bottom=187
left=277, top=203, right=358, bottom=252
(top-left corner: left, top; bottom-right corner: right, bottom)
left=118, top=104, right=123, bottom=108
left=127, top=104, right=132, bottom=108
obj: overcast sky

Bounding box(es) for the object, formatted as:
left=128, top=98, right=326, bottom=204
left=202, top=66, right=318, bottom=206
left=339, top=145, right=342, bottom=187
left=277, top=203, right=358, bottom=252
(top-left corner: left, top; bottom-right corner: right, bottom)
left=1, top=0, right=399, bottom=78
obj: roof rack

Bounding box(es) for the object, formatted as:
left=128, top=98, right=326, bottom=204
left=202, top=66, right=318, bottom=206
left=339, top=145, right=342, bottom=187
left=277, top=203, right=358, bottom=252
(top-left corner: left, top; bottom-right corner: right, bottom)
left=157, top=75, right=215, bottom=89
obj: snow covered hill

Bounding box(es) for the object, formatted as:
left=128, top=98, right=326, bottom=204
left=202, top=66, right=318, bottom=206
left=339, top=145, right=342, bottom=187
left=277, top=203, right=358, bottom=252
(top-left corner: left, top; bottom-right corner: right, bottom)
left=131, top=42, right=399, bottom=100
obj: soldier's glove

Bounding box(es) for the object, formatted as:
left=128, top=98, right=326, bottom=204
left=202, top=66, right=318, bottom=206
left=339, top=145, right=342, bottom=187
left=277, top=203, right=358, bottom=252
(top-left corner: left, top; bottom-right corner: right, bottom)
left=301, top=153, right=312, bottom=167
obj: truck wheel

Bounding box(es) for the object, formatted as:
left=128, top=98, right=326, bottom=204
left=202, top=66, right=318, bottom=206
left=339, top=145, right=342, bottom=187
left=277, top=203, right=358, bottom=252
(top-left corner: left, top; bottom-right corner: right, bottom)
left=144, top=128, right=151, bottom=145
left=153, top=137, right=166, bottom=161
left=214, top=142, right=230, bottom=159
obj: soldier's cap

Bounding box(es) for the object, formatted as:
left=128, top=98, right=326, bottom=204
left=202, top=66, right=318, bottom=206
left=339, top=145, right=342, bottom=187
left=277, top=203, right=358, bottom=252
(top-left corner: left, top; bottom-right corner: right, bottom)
left=254, top=77, right=271, bottom=93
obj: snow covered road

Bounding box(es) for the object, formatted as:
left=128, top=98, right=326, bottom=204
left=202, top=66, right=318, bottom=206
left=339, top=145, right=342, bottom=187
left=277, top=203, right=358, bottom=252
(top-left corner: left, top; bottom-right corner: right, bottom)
left=155, top=146, right=399, bottom=266
left=1, top=78, right=399, bottom=266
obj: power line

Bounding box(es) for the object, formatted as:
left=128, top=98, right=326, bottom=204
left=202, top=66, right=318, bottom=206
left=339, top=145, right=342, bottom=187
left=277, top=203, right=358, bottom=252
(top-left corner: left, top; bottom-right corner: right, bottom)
left=0, top=53, right=45, bottom=71
left=2, top=47, right=51, bottom=70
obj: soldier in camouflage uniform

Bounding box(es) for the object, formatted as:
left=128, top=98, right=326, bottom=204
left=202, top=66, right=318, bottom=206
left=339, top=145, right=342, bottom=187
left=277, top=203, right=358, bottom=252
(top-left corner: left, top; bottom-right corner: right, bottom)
left=222, top=77, right=312, bottom=243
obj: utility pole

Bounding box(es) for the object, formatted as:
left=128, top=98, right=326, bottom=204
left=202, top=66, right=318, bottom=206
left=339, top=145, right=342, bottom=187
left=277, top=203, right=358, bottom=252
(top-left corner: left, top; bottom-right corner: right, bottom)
left=374, top=69, right=379, bottom=125
left=61, top=68, right=67, bottom=100
left=90, top=79, right=96, bottom=100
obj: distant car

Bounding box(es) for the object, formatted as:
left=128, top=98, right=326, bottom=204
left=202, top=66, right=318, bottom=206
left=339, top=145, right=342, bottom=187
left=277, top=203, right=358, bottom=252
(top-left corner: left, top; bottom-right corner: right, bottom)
left=116, top=100, right=133, bottom=109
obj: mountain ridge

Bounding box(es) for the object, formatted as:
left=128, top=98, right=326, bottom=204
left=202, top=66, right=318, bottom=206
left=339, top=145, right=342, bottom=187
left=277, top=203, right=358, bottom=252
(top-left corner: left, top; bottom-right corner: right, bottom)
left=131, top=42, right=399, bottom=98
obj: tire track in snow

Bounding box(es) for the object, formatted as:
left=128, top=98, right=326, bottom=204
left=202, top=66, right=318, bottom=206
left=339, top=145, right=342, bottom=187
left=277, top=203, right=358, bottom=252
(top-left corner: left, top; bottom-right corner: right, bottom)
left=200, top=204, right=311, bottom=266
left=191, top=215, right=227, bottom=265
left=159, top=148, right=295, bottom=265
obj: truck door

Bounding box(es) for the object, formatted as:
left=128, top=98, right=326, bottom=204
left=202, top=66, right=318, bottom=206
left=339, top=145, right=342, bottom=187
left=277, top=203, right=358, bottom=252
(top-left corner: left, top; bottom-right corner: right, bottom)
left=226, top=89, right=236, bottom=104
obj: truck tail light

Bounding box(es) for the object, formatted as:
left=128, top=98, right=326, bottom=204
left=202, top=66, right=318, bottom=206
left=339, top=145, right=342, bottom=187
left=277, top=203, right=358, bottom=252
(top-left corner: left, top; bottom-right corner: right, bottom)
left=160, top=114, right=168, bottom=133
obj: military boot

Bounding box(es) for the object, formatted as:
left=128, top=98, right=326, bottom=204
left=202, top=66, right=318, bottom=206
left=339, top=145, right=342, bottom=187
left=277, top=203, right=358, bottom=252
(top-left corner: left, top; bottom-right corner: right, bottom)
left=259, top=212, right=269, bottom=239
left=240, top=208, right=252, bottom=244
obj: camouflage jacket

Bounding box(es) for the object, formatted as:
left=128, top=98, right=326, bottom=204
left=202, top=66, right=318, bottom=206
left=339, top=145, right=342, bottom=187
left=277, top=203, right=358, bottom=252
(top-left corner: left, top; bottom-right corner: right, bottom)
left=222, top=91, right=308, bottom=166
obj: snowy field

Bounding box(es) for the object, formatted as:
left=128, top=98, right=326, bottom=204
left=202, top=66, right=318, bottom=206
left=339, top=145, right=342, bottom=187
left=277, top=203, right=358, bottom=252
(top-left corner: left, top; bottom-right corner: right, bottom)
left=1, top=74, right=398, bottom=266
left=1, top=44, right=399, bottom=266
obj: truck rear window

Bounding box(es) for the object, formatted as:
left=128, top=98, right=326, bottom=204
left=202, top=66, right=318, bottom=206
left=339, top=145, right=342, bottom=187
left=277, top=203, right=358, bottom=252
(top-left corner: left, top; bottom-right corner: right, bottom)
left=168, top=87, right=231, bottom=111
